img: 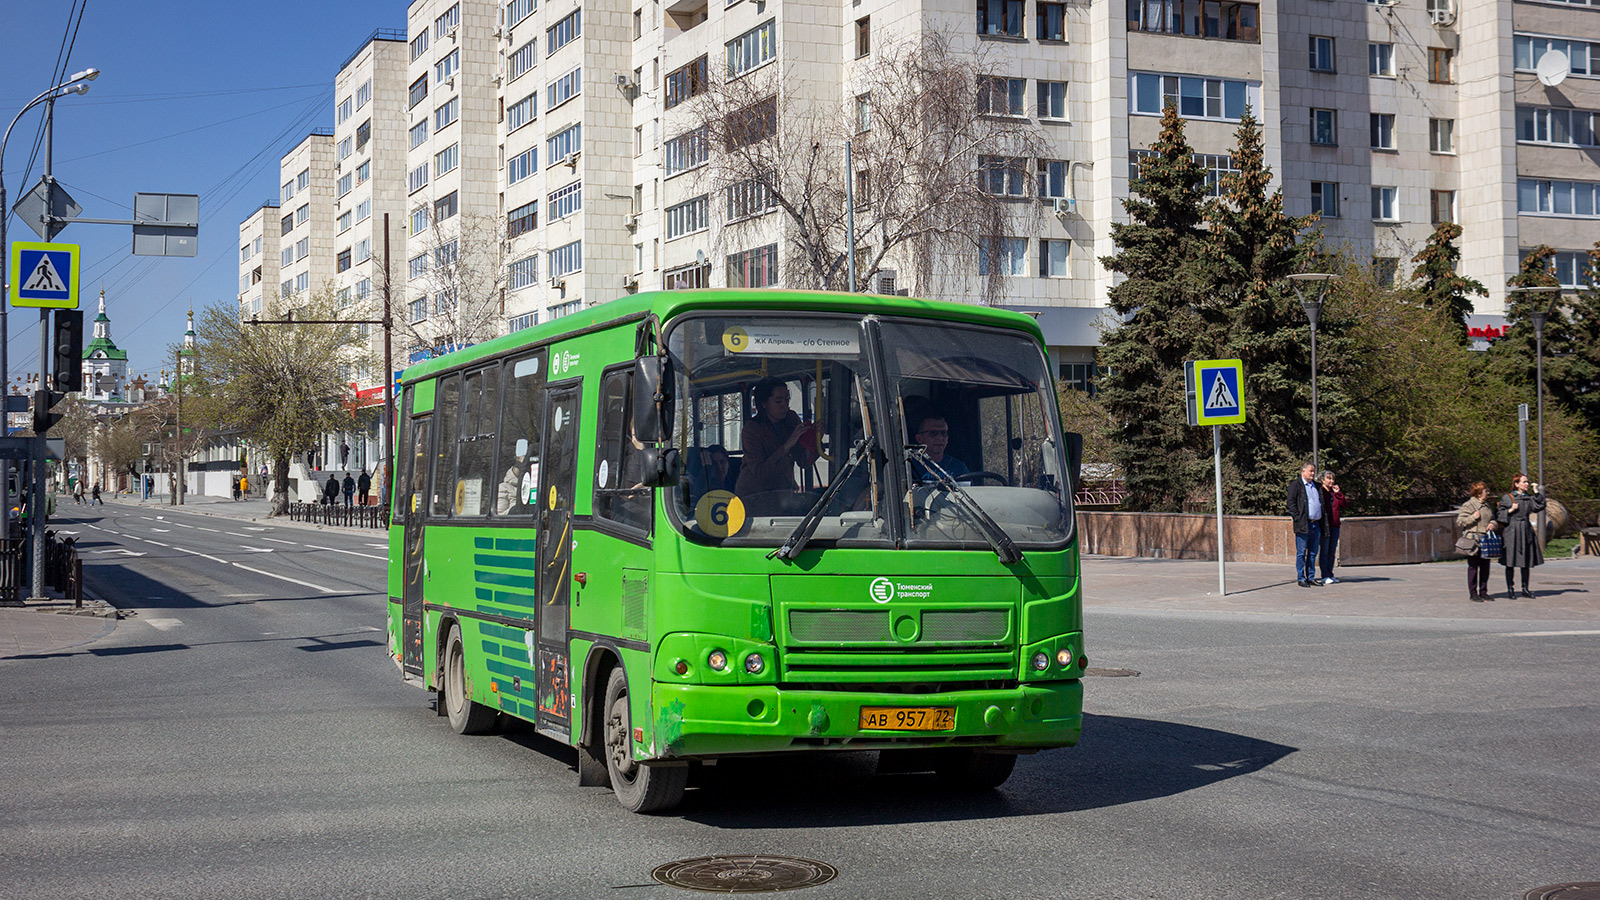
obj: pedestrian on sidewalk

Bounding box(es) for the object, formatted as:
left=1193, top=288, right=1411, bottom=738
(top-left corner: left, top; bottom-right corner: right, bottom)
left=1496, top=473, right=1544, bottom=599
left=1319, top=471, right=1346, bottom=585
left=1286, top=462, right=1323, bottom=587
left=232, top=477, right=242, bottom=501
left=323, top=474, right=340, bottom=506
left=239, top=474, right=249, bottom=500
left=1456, top=481, right=1496, bottom=601
left=357, top=469, right=371, bottom=506
left=342, top=473, right=355, bottom=507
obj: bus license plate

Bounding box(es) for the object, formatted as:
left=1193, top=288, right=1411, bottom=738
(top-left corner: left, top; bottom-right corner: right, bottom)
left=859, top=706, right=956, bottom=731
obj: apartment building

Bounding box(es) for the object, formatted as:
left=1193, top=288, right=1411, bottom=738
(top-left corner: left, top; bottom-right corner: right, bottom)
left=237, top=202, right=279, bottom=317
left=275, top=132, right=337, bottom=305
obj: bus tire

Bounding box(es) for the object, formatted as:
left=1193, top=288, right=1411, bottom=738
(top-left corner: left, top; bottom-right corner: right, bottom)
left=442, top=622, right=499, bottom=735
left=603, top=666, right=686, bottom=813
left=933, top=750, right=1017, bottom=790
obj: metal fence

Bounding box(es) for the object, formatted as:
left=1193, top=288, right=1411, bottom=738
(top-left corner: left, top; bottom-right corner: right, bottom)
left=288, top=502, right=390, bottom=529
left=0, top=531, right=82, bottom=606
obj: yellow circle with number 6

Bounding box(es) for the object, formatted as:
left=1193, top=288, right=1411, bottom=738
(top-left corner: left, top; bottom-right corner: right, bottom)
left=694, top=490, right=746, bottom=538
left=722, top=327, right=751, bottom=354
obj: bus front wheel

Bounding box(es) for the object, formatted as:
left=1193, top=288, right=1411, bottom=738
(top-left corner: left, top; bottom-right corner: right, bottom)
left=442, top=623, right=499, bottom=735
left=933, top=750, right=1017, bottom=790
left=603, top=667, right=687, bottom=813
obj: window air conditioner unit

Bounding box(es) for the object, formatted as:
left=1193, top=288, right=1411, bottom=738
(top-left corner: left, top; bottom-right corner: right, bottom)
left=622, top=274, right=639, bottom=288
left=492, top=74, right=502, bottom=86
left=446, top=76, right=456, bottom=89
left=1429, top=8, right=1454, bottom=24
left=565, top=151, right=581, bottom=169
left=552, top=277, right=567, bottom=289
left=1051, top=197, right=1077, bottom=216
left=625, top=211, right=640, bottom=228
left=448, top=25, right=459, bottom=40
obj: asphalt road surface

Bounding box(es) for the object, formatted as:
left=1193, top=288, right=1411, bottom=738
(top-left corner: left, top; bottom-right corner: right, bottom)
left=1, top=503, right=1596, bottom=899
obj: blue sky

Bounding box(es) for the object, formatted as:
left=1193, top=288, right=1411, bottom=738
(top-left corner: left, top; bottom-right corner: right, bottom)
left=1, top=0, right=398, bottom=388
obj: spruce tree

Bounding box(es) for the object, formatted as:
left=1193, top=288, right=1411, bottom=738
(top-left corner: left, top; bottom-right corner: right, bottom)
left=1410, top=222, right=1486, bottom=344
left=1565, top=244, right=1600, bottom=436
left=1095, top=105, right=1213, bottom=510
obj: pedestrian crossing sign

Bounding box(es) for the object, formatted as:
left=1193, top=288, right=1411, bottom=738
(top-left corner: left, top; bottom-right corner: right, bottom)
left=1186, top=358, right=1245, bottom=426
left=9, top=241, right=80, bottom=309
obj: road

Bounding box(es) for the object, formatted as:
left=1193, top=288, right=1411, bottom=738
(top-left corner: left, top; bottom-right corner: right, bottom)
left=1, top=502, right=1596, bottom=899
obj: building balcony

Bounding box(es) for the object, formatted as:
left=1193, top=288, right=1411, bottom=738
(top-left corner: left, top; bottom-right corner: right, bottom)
left=1127, top=0, right=1260, bottom=42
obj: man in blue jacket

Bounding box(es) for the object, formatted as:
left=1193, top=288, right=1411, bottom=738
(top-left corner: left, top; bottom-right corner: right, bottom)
left=1286, top=462, right=1323, bottom=587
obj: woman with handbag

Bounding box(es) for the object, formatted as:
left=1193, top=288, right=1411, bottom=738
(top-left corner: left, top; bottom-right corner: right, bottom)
left=1496, top=473, right=1545, bottom=598
left=1455, top=481, right=1496, bottom=601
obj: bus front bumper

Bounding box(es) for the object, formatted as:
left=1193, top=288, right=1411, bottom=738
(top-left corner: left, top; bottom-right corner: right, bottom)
left=648, top=680, right=1082, bottom=759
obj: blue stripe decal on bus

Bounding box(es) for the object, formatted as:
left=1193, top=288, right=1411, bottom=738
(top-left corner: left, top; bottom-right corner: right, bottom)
left=476, top=604, right=535, bottom=622
left=476, top=587, right=494, bottom=602
left=475, top=536, right=495, bottom=549
left=477, top=570, right=538, bottom=591
left=480, top=622, right=525, bottom=642
left=488, top=658, right=535, bottom=682
left=493, top=590, right=537, bottom=608
left=494, top=538, right=540, bottom=553
left=481, top=640, right=502, bottom=657
left=474, top=553, right=538, bottom=571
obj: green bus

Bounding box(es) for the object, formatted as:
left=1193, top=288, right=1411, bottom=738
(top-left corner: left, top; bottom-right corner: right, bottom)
left=387, top=289, right=1086, bottom=812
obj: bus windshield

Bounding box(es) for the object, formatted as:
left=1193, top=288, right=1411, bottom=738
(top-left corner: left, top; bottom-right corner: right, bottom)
left=666, top=312, right=1072, bottom=551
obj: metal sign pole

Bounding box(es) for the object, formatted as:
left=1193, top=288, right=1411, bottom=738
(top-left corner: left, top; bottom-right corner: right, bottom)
left=1518, top=403, right=1529, bottom=479
left=1213, top=423, right=1226, bottom=597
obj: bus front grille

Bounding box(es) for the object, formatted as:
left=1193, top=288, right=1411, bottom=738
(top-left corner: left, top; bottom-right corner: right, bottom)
left=788, top=608, right=1011, bottom=644
left=779, top=647, right=1016, bottom=685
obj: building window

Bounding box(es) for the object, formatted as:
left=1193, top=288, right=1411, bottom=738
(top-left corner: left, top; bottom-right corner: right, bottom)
left=295, top=272, right=310, bottom=293
left=978, top=156, right=1027, bottom=196
left=509, top=255, right=539, bottom=291
left=1430, top=190, right=1455, bottom=224
left=355, top=79, right=372, bottom=110
left=507, top=94, right=537, bottom=132
left=410, top=297, right=429, bottom=323
left=546, top=123, right=581, bottom=164
left=1371, top=186, right=1398, bottom=221
left=1039, top=239, right=1069, bottom=277
left=411, top=206, right=430, bottom=234
left=435, top=143, right=459, bottom=177
left=634, top=8, right=642, bottom=39
left=295, top=237, right=309, bottom=260
left=547, top=9, right=581, bottom=55
left=1038, top=159, right=1069, bottom=198
left=509, top=312, right=536, bottom=332
left=281, top=246, right=294, bottom=267
left=548, top=180, right=582, bottom=221
left=665, top=127, right=708, bottom=176
left=549, top=239, right=583, bottom=279
left=665, top=56, right=708, bottom=109
left=664, top=262, right=709, bottom=290
left=1373, top=258, right=1398, bottom=288
left=434, top=192, right=458, bottom=223
left=410, top=30, right=429, bottom=62
left=434, top=3, right=460, bottom=40
left=724, top=96, right=776, bottom=149
left=337, top=287, right=351, bottom=307
left=508, top=0, right=536, bottom=28
left=1518, top=178, right=1600, bottom=217
left=294, top=204, right=310, bottom=225
left=1516, top=106, right=1600, bottom=147
left=355, top=160, right=370, bottom=184
left=296, top=169, right=310, bottom=192
left=356, top=238, right=372, bottom=263
left=665, top=195, right=709, bottom=239
left=436, top=240, right=459, bottom=269
left=727, top=243, right=778, bottom=287
left=978, top=76, right=1026, bottom=116
left=1310, top=36, right=1335, bottom=72
left=409, top=120, right=429, bottom=150
left=435, top=97, right=460, bottom=130
left=726, top=176, right=777, bottom=221
left=1130, top=72, right=1257, bottom=121
left=1520, top=249, right=1595, bottom=289
left=1428, top=47, right=1453, bottom=83
left=281, top=280, right=293, bottom=298
left=282, top=180, right=294, bottom=203
left=1310, top=108, right=1337, bottom=145
left=1514, top=35, right=1594, bottom=75
left=356, top=277, right=371, bottom=301
left=409, top=74, right=428, bottom=110
left=409, top=253, right=429, bottom=280
left=281, top=212, right=293, bottom=235
left=1127, top=0, right=1259, bottom=41
left=547, top=67, right=581, bottom=110
left=509, top=40, right=537, bottom=82
left=727, top=20, right=777, bottom=77
left=435, top=50, right=459, bottom=85
left=1038, top=81, right=1067, bottom=119
left=337, top=211, right=353, bottom=234
left=977, top=0, right=1024, bottom=36
left=508, top=200, right=539, bottom=237
left=337, top=137, right=353, bottom=161
left=854, top=93, right=872, bottom=131
left=1037, top=1, right=1066, bottom=40
left=1429, top=118, right=1454, bottom=153
left=856, top=16, right=871, bottom=57
left=409, top=162, right=430, bottom=194
left=1311, top=182, right=1339, bottom=218
left=356, top=199, right=371, bottom=223
left=1370, top=113, right=1396, bottom=150
left=978, top=237, right=1027, bottom=276
left=1369, top=43, right=1394, bottom=76
left=337, top=96, right=353, bottom=124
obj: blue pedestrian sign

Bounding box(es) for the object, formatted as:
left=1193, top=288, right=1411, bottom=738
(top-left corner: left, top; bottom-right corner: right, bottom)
left=1186, top=359, right=1245, bottom=426
left=9, top=241, right=80, bottom=309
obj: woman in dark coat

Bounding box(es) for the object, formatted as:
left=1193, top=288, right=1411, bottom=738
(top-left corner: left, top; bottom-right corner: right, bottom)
left=1496, top=473, right=1544, bottom=599
left=733, top=377, right=817, bottom=515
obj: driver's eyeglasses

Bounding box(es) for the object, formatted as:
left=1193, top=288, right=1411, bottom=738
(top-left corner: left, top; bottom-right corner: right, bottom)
left=917, top=429, right=949, bottom=438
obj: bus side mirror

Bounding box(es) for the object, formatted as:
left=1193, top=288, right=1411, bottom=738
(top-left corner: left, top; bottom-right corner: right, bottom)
left=1064, top=432, right=1083, bottom=496
left=639, top=447, right=681, bottom=488
left=633, top=357, right=674, bottom=443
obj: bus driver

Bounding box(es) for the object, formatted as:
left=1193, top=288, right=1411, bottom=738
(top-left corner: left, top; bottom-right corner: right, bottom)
left=734, top=377, right=818, bottom=513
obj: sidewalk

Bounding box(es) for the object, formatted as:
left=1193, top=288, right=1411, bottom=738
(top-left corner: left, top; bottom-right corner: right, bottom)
left=87, top=491, right=382, bottom=533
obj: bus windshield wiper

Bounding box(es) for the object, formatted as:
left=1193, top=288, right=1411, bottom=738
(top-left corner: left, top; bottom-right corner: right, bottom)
left=905, top=445, right=1022, bottom=564
left=768, top=435, right=876, bottom=561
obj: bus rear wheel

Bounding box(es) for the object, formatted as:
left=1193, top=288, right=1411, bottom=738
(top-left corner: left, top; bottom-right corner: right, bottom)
left=933, top=749, right=1017, bottom=790
left=603, top=667, right=687, bottom=813
left=442, top=623, right=499, bottom=735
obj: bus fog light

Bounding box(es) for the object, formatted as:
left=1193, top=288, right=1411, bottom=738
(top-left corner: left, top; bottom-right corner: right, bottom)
left=1057, top=648, right=1073, bottom=667
left=674, top=659, right=690, bottom=676
left=1032, top=651, right=1049, bottom=671
left=708, top=650, right=729, bottom=672
left=744, top=652, right=765, bottom=675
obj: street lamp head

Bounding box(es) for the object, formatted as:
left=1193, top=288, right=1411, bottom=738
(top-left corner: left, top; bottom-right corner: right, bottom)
left=1288, top=273, right=1337, bottom=328
left=68, top=68, right=100, bottom=83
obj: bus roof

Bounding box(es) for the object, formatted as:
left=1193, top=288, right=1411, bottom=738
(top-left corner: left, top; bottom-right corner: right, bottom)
left=400, top=289, right=1047, bottom=383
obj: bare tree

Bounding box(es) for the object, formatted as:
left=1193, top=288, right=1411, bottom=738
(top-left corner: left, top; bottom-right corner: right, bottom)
left=684, top=33, right=1048, bottom=304
left=399, top=208, right=507, bottom=357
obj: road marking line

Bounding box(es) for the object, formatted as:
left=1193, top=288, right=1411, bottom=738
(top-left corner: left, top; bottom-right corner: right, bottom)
left=150, top=528, right=170, bottom=533
left=225, top=532, right=251, bottom=537
left=244, top=527, right=269, bottom=531
left=146, top=541, right=169, bottom=547
left=173, top=546, right=229, bottom=565
left=172, top=522, right=194, bottom=528
left=306, top=544, right=386, bottom=561
left=365, top=543, right=386, bottom=549
left=1500, top=629, right=1600, bottom=637
left=261, top=538, right=299, bottom=545
left=144, top=618, right=183, bottom=630
left=230, top=562, right=335, bottom=594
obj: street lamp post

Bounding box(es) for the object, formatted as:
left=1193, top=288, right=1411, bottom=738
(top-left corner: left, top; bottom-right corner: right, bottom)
left=1288, top=273, right=1339, bottom=473
left=1508, top=284, right=1562, bottom=550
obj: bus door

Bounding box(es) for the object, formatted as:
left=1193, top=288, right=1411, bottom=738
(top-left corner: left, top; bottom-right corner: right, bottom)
left=534, top=379, right=582, bottom=732
left=401, top=414, right=431, bottom=676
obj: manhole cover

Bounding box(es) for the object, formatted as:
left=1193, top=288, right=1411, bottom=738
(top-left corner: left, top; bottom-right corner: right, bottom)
left=1527, top=884, right=1600, bottom=900
left=652, top=855, right=837, bottom=893
left=1084, top=667, right=1140, bottom=677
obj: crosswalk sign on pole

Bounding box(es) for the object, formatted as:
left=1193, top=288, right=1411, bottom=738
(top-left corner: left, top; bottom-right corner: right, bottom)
left=1186, top=359, right=1246, bottom=426
left=9, top=241, right=81, bottom=309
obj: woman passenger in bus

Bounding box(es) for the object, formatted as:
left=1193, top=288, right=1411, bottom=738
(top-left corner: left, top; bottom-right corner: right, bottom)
left=734, top=377, right=818, bottom=514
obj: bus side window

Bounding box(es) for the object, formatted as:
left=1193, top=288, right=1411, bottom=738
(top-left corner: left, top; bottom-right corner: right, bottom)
left=430, top=374, right=461, bottom=518
left=593, top=368, right=651, bottom=534
left=495, top=351, right=546, bottom=516
left=454, top=367, right=498, bottom=518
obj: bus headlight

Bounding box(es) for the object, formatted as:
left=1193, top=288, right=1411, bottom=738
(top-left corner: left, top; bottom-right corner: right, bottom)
left=744, top=652, right=765, bottom=675
left=1057, top=647, right=1074, bottom=668
left=708, top=649, right=729, bottom=672
left=1032, top=651, right=1050, bottom=671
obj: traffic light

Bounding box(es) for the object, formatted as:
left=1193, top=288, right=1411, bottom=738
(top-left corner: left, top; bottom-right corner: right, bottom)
left=33, top=388, right=67, bottom=434
left=51, top=309, right=84, bottom=393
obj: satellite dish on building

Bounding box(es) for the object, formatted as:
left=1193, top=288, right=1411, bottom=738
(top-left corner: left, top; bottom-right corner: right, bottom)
left=1536, top=50, right=1571, bottom=87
